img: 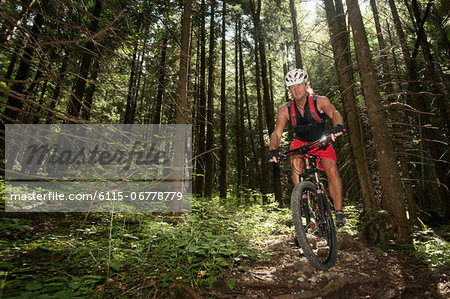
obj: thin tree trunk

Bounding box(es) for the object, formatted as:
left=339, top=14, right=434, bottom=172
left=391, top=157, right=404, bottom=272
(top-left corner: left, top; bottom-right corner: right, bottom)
left=124, top=42, right=139, bottom=124
left=81, top=59, right=100, bottom=121
left=131, top=42, right=146, bottom=123
left=46, top=51, right=69, bottom=124
left=346, top=0, right=410, bottom=241
left=238, top=17, right=248, bottom=200
left=234, top=15, right=242, bottom=198
left=33, top=49, right=56, bottom=123
left=219, top=0, right=228, bottom=200
left=172, top=0, right=192, bottom=213
left=289, top=0, right=303, bottom=68
left=194, top=0, right=207, bottom=197
left=242, top=45, right=261, bottom=192
left=153, top=37, right=168, bottom=124
left=66, top=0, right=102, bottom=120
left=254, top=33, right=270, bottom=203
left=204, top=0, right=216, bottom=198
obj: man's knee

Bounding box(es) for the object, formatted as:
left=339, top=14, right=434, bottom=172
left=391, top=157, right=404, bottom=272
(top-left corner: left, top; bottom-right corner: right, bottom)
left=322, top=160, right=339, bottom=179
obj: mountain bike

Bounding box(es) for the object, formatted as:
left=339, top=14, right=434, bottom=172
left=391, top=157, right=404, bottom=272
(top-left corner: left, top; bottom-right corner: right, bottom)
left=279, top=135, right=338, bottom=270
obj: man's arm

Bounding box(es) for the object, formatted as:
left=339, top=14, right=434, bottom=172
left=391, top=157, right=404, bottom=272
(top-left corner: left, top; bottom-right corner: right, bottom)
left=268, top=104, right=289, bottom=162
left=317, top=96, right=344, bottom=141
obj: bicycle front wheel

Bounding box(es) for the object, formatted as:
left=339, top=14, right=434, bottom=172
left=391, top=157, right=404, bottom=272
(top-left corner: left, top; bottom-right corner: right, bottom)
left=291, top=181, right=337, bottom=270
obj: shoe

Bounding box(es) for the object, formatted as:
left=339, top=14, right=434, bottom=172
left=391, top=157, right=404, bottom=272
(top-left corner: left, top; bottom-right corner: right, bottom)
left=335, top=210, right=346, bottom=227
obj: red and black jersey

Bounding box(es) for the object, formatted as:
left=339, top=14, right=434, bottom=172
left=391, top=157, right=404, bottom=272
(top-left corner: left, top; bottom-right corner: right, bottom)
left=287, top=95, right=326, bottom=142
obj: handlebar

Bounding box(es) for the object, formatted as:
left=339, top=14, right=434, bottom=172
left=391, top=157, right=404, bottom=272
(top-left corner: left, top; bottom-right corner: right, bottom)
left=279, top=135, right=332, bottom=161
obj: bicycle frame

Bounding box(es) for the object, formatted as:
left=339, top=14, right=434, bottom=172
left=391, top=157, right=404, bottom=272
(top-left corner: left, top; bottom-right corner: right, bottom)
left=280, top=135, right=334, bottom=210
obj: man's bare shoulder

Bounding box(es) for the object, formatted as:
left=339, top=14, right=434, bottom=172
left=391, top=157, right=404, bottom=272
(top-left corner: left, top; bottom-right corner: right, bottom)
left=278, top=103, right=289, bottom=118
left=316, top=96, right=332, bottom=109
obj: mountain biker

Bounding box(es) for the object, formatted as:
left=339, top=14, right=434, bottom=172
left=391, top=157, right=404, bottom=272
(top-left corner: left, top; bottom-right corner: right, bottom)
left=267, top=68, right=346, bottom=227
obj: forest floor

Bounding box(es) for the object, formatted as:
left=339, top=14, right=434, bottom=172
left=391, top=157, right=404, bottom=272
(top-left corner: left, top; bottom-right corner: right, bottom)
left=1, top=200, right=449, bottom=298
left=211, top=231, right=449, bottom=299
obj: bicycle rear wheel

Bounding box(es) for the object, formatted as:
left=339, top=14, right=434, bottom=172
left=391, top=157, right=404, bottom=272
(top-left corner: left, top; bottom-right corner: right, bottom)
left=291, top=181, right=337, bottom=270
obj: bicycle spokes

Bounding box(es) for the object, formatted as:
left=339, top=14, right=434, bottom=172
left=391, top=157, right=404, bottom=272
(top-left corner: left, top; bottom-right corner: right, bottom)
left=292, top=182, right=337, bottom=270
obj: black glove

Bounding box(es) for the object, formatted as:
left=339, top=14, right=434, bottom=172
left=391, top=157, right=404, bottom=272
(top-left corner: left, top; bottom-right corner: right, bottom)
left=267, top=149, right=280, bottom=162
left=331, top=124, right=345, bottom=134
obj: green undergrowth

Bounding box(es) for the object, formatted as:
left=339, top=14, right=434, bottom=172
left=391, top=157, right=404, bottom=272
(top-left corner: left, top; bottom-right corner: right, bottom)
left=0, top=197, right=293, bottom=298
left=411, top=225, right=450, bottom=270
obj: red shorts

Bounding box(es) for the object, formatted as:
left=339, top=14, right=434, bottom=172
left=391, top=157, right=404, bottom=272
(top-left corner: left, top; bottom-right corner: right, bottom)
left=290, top=139, right=337, bottom=170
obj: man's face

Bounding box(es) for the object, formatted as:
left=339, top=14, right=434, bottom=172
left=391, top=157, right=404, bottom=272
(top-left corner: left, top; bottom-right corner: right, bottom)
left=288, top=83, right=306, bottom=100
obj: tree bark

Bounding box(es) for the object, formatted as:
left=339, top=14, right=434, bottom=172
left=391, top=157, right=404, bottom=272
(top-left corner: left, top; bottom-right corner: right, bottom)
left=234, top=15, right=243, bottom=198
left=370, top=0, right=417, bottom=222
left=81, top=59, right=100, bottom=121
left=66, top=0, right=102, bottom=120
left=204, top=0, right=216, bottom=198
left=346, top=0, right=410, bottom=241
left=46, top=51, right=69, bottom=124
left=194, top=0, right=207, bottom=197
left=324, top=0, right=377, bottom=210
left=219, top=0, right=228, bottom=200
left=254, top=33, right=270, bottom=203
left=238, top=17, right=249, bottom=200
left=289, top=0, right=303, bottom=69
left=124, top=42, right=139, bottom=124
left=153, top=37, right=168, bottom=124
left=172, top=0, right=192, bottom=213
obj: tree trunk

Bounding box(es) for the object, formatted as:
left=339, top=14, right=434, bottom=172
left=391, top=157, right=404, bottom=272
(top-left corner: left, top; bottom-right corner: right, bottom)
left=124, top=42, right=139, bottom=124
left=46, top=51, right=69, bottom=124
left=250, top=0, right=282, bottom=203
left=324, top=0, right=378, bottom=210
left=81, top=59, right=100, bottom=121
left=238, top=17, right=248, bottom=200
left=289, top=0, right=303, bottom=68
left=346, top=0, right=410, bottom=241
left=242, top=43, right=261, bottom=193
left=172, top=0, right=192, bottom=213
left=234, top=15, right=243, bottom=198
left=219, top=0, right=228, bottom=200
left=194, top=0, right=207, bottom=197
left=153, top=37, right=168, bottom=124
left=370, top=0, right=417, bottom=222
left=254, top=32, right=270, bottom=203
left=66, top=0, right=102, bottom=120
left=204, top=0, right=216, bottom=199
left=131, top=42, right=146, bottom=123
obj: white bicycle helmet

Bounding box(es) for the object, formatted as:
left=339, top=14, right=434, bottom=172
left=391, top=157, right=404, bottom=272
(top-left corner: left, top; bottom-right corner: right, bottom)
left=285, top=69, right=308, bottom=87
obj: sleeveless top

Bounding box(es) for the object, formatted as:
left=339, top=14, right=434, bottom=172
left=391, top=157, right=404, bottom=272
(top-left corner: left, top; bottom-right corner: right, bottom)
left=288, top=96, right=326, bottom=142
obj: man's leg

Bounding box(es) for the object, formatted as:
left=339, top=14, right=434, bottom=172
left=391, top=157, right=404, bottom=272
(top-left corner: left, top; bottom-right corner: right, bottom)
left=321, top=158, right=346, bottom=226
left=320, top=158, right=342, bottom=210
left=290, top=155, right=304, bottom=185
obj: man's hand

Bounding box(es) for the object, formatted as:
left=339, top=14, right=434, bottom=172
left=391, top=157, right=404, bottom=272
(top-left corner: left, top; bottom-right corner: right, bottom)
left=267, top=149, right=280, bottom=163
left=330, top=124, right=345, bottom=141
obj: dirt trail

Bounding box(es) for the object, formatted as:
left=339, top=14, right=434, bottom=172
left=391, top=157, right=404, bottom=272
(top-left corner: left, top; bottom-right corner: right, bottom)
left=212, top=233, right=449, bottom=298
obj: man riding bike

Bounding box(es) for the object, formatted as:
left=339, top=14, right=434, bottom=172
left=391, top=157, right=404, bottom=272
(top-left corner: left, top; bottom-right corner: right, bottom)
left=267, top=68, right=346, bottom=227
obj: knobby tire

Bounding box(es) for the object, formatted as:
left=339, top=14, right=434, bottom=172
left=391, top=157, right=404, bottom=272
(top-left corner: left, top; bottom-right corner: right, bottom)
left=291, top=181, right=337, bottom=270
